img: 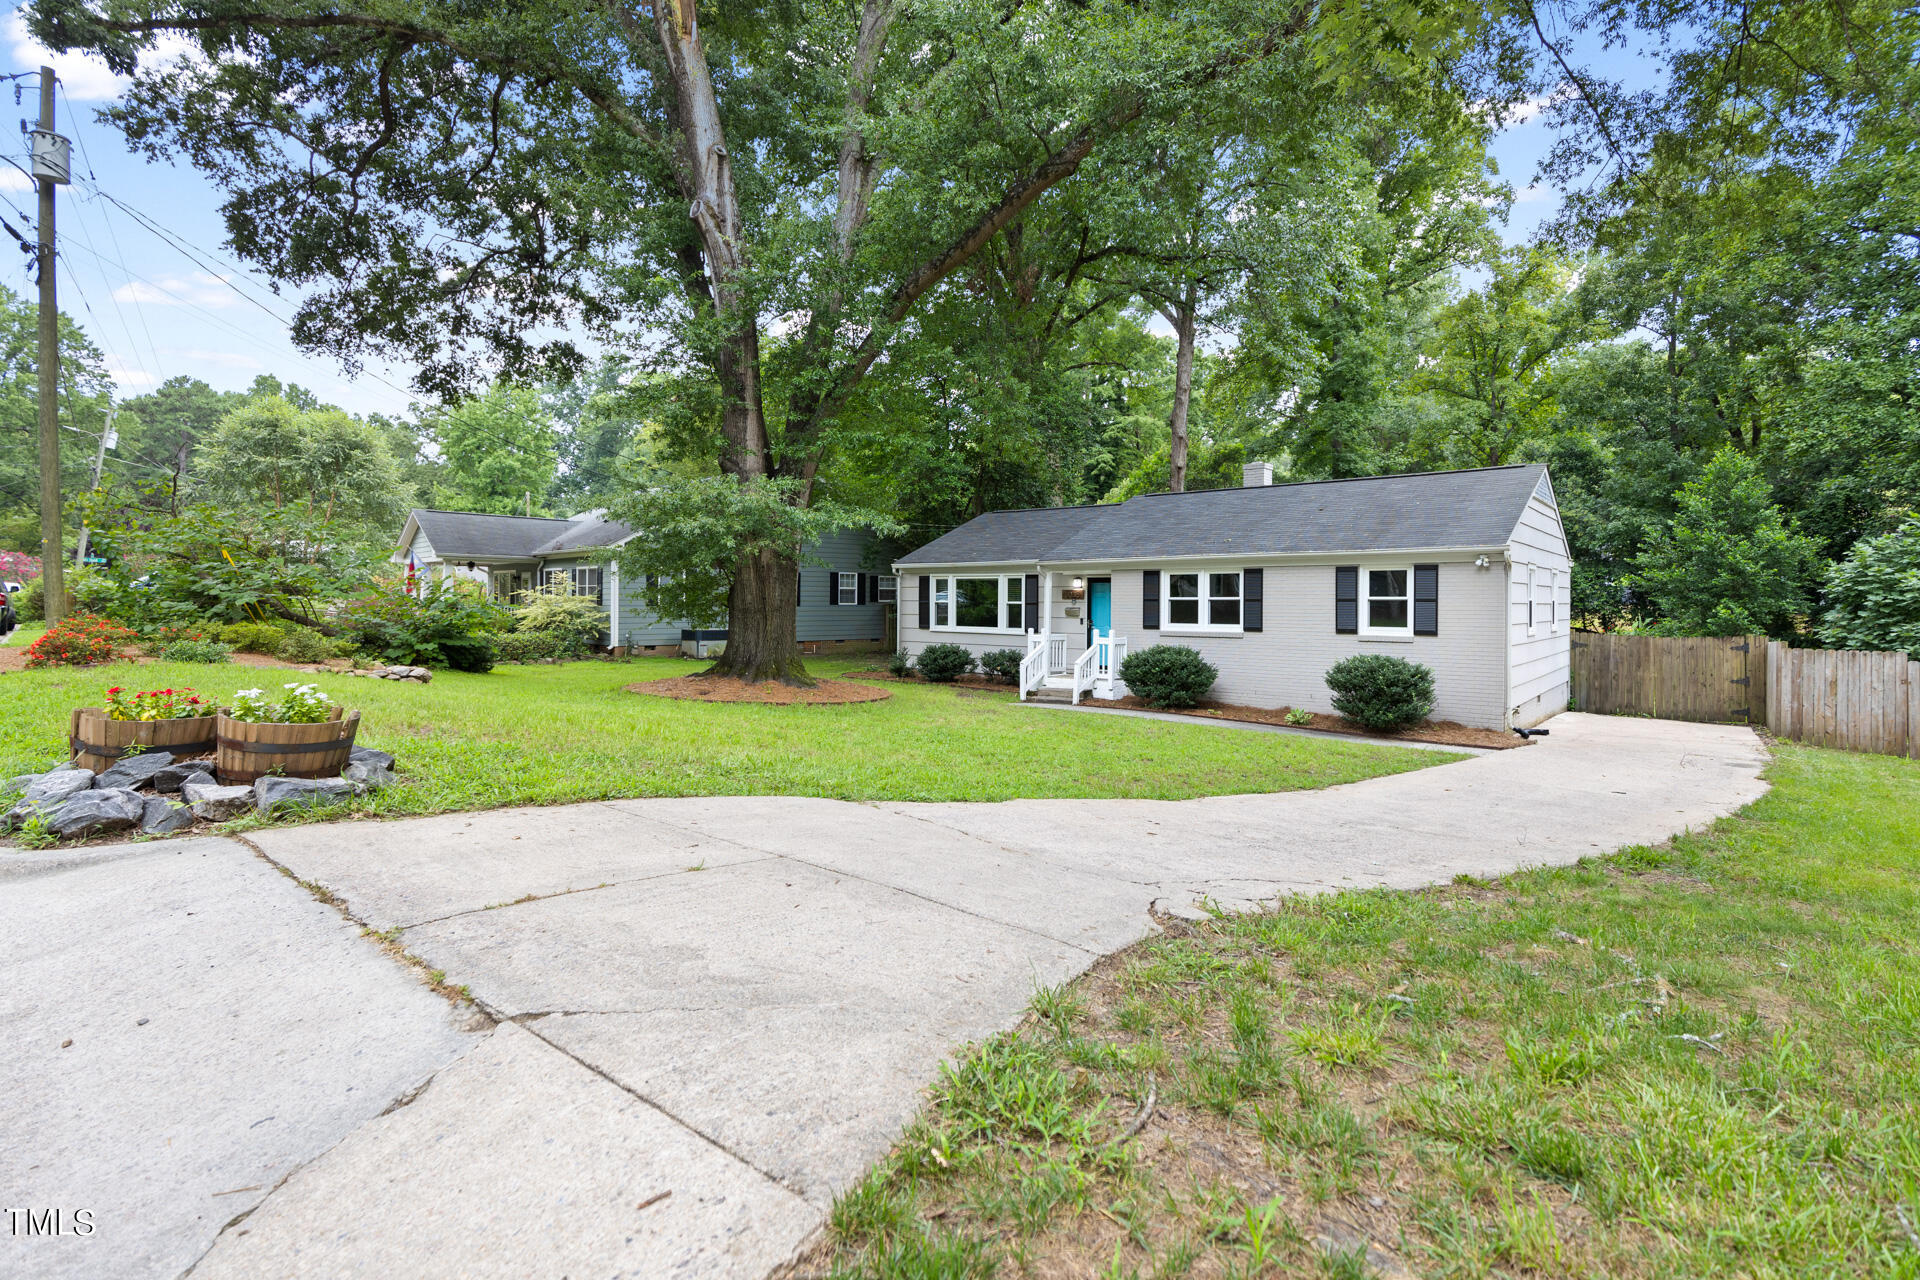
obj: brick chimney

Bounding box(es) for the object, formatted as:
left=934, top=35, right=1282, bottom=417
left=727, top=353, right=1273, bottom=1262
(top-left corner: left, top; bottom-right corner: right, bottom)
left=1242, top=460, right=1274, bottom=487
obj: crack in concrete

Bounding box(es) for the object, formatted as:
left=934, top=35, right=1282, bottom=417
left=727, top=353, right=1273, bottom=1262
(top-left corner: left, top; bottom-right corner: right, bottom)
left=395, top=851, right=782, bottom=931
left=511, top=1019, right=815, bottom=1208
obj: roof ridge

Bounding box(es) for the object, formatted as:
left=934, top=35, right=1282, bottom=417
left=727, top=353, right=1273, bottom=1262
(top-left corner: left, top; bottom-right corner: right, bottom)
left=1126, top=463, right=1541, bottom=501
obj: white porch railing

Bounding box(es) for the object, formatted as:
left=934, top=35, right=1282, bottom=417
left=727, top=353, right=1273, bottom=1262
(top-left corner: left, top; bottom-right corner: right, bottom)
left=1018, top=630, right=1048, bottom=701
left=1048, top=634, right=1071, bottom=673
left=1072, top=630, right=1128, bottom=704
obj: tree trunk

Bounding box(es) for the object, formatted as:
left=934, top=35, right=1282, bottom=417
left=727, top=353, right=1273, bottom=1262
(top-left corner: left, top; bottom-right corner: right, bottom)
left=705, top=544, right=807, bottom=683
left=1166, top=283, right=1197, bottom=493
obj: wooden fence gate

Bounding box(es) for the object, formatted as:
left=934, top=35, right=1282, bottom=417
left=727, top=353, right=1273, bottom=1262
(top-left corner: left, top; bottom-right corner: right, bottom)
left=1570, top=632, right=1765, bottom=725
left=1571, top=631, right=1919, bottom=758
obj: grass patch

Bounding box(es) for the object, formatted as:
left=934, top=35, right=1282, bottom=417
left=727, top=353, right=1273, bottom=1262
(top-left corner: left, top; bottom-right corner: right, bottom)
left=0, top=655, right=1448, bottom=812
left=791, top=743, right=1920, bottom=1279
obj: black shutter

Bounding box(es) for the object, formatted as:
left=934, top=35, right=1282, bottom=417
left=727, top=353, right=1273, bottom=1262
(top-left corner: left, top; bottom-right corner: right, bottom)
left=917, top=575, right=931, bottom=629
left=1142, top=570, right=1160, bottom=630
left=1413, top=564, right=1439, bottom=635
left=867, top=574, right=879, bottom=605
left=1023, top=573, right=1040, bottom=632
left=1335, top=566, right=1359, bottom=634
left=1243, top=568, right=1264, bottom=632
left=856, top=573, right=868, bottom=605
left=827, top=571, right=839, bottom=605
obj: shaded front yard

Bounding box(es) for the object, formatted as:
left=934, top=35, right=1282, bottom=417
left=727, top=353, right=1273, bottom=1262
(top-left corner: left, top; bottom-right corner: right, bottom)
left=0, top=656, right=1451, bottom=813
left=800, top=743, right=1920, bottom=1278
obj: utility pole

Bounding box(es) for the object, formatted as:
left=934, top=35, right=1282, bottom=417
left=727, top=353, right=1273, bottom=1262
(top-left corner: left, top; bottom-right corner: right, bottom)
left=32, top=66, right=70, bottom=624
left=73, top=406, right=118, bottom=569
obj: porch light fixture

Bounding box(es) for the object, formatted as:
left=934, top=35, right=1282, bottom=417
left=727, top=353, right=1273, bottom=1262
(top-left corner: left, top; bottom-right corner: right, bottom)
left=467, top=561, right=476, bottom=571
left=1071, top=577, right=1084, bottom=591
left=1474, top=555, right=1490, bottom=569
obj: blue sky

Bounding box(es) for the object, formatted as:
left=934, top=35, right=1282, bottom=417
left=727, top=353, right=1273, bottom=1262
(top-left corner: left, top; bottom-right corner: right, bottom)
left=3, top=6, right=1621, bottom=420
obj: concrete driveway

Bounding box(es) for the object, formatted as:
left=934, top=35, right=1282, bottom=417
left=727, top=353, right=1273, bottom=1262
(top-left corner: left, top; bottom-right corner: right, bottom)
left=2, top=713, right=1768, bottom=1280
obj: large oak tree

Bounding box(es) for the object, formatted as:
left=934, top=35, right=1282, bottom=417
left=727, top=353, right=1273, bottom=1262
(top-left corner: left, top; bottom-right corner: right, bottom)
left=33, top=0, right=1504, bottom=679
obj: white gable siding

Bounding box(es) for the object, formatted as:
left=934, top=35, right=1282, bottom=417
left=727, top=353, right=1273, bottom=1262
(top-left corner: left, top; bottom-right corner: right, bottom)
left=1506, top=493, right=1572, bottom=727
left=407, top=527, right=436, bottom=564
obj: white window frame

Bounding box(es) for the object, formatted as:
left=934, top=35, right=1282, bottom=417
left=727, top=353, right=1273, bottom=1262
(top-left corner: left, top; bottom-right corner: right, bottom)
left=928, top=574, right=1027, bottom=633
left=1360, top=566, right=1414, bottom=637
left=876, top=574, right=898, bottom=604
left=1525, top=566, right=1545, bottom=637
left=1555, top=569, right=1570, bottom=634
left=1162, top=569, right=1244, bottom=634
left=836, top=571, right=860, bottom=606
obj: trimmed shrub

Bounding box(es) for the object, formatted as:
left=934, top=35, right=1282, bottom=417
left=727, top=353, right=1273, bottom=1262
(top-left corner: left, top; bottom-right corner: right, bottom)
left=886, top=649, right=913, bottom=678
left=915, top=643, right=976, bottom=683
left=497, top=631, right=569, bottom=663
left=1118, top=644, right=1218, bottom=708
left=276, top=626, right=336, bottom=664
left=1324, top=654, right=1435, bottom=731
left=219, top=621, right=288, bottom=655
left=24, top=614, right=138, bottom=667
left=159, top=639, right=234, bottom=664
left=978, top=649, right=1023, bottom=683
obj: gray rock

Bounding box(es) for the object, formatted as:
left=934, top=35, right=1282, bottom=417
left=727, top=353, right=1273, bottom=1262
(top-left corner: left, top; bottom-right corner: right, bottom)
left=5, top=772, right=39, bottom=795
left=341, top=761, right=399, bottom=794
left=45, top=788, right=146, bottom=838
left=4, top=768, right=97, bottom=830
left=151, top=760, right=215, bottom=793
left=95, top=750, right=176, bottom=792
left=348, top=746, right=396, bottom=772
left=182, top=780, right=256, bottom=823
left=254, top=775, right=357, bottom=817
left=140, top=796, right=197, bottom=836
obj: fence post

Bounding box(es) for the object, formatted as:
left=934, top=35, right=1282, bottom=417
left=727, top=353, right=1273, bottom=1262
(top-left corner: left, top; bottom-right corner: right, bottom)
left=1909, top=660, right=1919, bottom=761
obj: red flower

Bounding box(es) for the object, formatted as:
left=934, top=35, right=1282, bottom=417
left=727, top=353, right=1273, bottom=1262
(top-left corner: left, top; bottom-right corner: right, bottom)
left=107, top=687, right=121, bottom=694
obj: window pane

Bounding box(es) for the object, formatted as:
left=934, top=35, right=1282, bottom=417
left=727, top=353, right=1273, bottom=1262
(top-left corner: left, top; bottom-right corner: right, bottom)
left=878, top=576, right=897, bottom=603
left=1210, top=598, right=1240, bottom=626
left=954, top=577, right=1000, bottom=628
left=1169, top=598, right=1200, bottom=625
left=1369, top=569, right=1406, bottom=599
left=1370, top=598, right=1408, bottom=629
left=1168, top=573, right=1199, bottom=600
left=1209, top=573, right=1240, bottom=598
left=934, top=579, right=950, bottom=628
left=1005, top=577, right=1022, bottom=602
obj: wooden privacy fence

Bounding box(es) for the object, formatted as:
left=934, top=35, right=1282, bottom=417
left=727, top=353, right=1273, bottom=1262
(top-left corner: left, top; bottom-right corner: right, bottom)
left=1571, top=632, right=1919, bottom=759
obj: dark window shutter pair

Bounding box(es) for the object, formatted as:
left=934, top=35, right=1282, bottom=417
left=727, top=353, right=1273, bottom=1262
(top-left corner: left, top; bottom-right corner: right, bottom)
left=1413, top=564, right=1439, bottom=635
left=1142, top=570, right=1160, bottom=629
left=1334, top=566, right=1359, bottom=634
left=1023, top=573, right=1040, bottom=632
left=917, top=575, right=931, bottom=629
left=1243, top=568, right=1264, bottom=632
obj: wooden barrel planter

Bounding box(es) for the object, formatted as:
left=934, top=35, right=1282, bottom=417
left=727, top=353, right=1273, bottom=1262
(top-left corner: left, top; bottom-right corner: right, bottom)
left=215, top=707, right=360, bottom=784
left=69, top=707, right=220, bottom=774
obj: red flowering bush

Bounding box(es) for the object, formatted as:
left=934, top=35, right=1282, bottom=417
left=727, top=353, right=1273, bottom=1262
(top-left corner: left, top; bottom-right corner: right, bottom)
left=0, top=549, right=39, bottom=581
left=24, top=614, right=139, bottom=668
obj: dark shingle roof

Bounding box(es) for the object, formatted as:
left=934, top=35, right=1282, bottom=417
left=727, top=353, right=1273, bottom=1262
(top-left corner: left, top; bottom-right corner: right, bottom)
left=409, top=509, right=632, bottom=559
left=895, top=465, right=1547, bottom=566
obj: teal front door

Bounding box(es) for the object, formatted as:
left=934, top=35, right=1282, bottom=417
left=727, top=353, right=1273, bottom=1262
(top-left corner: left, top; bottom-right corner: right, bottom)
left=1088, top=578, right=1112, bottom=639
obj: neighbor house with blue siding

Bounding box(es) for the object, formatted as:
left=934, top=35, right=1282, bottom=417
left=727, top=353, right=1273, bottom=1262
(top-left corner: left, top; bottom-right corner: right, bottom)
left=392, top=509, right=893, bottom=655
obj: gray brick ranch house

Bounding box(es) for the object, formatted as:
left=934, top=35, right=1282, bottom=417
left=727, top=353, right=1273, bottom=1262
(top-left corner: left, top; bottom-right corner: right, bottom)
left=893, top=463, right=1571, bottom=730
left=392, top=509, right=892, bottom=655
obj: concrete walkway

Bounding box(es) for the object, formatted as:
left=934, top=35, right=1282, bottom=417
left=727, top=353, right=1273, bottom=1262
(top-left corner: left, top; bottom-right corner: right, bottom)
left=1, top=714, right=1769, bottom=1280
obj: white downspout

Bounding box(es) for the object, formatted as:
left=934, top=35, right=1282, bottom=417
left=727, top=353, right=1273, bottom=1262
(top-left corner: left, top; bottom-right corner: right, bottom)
left=609, top=562, right=622, bottom=650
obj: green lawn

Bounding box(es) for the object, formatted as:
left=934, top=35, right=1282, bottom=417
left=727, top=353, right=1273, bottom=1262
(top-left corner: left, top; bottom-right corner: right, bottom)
left=2, top=620, right=45, bottom=648
left=0, top=655, right=1450, bottom=808
left=805, top=743, right=1920, bottom=1279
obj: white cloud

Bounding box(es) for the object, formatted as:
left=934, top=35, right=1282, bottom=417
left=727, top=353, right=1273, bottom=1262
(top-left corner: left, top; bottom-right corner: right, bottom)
left=104, top=354, right=156, bottom=390
left=8, top=13, right=126, bottom=102
left=0, top=165, right=31, bottom=192
left=160, top=347, right=265, bottom=371
left=112, top=272, right=239, bottom=309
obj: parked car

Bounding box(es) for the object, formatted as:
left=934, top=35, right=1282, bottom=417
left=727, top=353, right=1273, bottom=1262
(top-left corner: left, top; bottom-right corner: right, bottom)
left=1, top=580, right=23, bottom=596
left=0, top=586, right=16, bottom=639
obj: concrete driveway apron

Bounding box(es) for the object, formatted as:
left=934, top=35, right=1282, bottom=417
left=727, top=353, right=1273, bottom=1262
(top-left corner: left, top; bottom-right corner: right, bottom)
left=3, top=713, right=1768, bottom=1280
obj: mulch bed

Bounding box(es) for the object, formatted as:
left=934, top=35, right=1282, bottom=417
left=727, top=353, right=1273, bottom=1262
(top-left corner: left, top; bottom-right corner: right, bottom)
left=843, top=668, right=1017, bottom=692
left=1103, top=696, right=1528, bottom=749
left=625, top=675, right=893, bottom=705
